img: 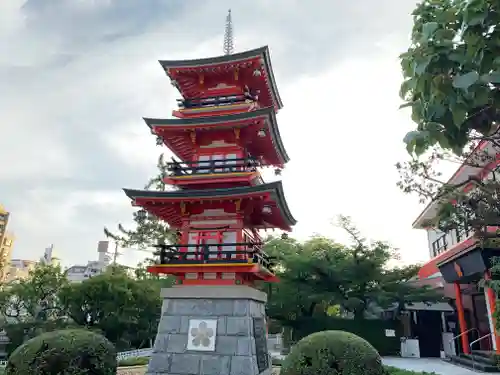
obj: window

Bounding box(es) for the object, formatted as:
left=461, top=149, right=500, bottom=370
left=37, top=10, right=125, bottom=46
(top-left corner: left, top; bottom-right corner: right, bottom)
left=432, top=234, right=448, bottom=257
left=196, top=153, right=242, bottom=174
left=186, top=231, right=237, bottom=260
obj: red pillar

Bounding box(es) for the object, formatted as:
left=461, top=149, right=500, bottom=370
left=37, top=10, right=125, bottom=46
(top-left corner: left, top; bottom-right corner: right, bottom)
left=455, top=282, right=471, bottom=354
left=483, top=271, right=500, bottom=353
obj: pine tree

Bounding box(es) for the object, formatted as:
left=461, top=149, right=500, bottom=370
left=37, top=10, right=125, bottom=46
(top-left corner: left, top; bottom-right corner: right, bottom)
left=104, top=154, right=177, bottom=249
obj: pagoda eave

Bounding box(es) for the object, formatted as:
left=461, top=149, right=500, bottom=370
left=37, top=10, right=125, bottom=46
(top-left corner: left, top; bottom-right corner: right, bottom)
left=123, top=181, right=297, bottom=230
left=159, top=46, right=282, bottom=110
left=144, top=107, right=289, bottom=166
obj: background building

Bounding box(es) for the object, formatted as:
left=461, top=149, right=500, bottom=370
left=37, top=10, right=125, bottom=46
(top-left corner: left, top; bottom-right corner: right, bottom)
left=4, top=259, right=37, bottom=282
left=66, top=241, right=112, bottom=283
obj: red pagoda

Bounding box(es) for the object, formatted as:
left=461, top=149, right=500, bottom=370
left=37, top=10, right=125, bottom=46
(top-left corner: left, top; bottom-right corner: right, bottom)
left=123, top=45, right=296, bottom=287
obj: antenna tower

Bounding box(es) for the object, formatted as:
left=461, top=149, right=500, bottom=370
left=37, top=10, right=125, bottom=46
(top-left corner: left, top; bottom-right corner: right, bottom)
left=223, top=9, right=234, bottom=55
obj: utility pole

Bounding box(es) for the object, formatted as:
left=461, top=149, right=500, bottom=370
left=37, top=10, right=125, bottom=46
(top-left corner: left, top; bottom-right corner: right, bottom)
left=223, top=9, right=234, bottom=55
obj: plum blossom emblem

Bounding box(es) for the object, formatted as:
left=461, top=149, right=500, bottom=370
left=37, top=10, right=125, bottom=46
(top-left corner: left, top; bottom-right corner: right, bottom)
left=190, top=321, right=214, bottom=348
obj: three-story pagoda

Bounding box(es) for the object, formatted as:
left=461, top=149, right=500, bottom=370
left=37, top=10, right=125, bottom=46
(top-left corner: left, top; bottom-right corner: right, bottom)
left=123, top=46, right=296, bottom=287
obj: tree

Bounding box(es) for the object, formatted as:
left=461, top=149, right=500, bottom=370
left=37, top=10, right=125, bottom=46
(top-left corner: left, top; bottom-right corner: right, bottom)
left=0, top=264, right=71, bottom=356
left=400, top=0, right=500, bottom=157
left=264, top=217, right=441, bottom=324
left=263, top=237, right=329, bottom=324
left=104, top=153, right=177, bottom=249
left=397, top=0, right=500, bottom=243
left=58, top=267, right=162, bottom=351
left=0, top=264, right=68, bottom=323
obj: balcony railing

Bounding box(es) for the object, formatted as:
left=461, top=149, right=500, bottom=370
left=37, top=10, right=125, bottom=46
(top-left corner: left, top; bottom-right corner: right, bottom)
left=153, top=242, right=276, bottom=271
left=431, top=225, right=475, bottom=258
left=177, top=94, right=255, bottom=110
left=167, top=157, right=260, bottom=176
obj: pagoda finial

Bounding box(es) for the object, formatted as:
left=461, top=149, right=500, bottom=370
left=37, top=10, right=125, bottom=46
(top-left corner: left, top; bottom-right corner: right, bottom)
left=223, top=9, right=234, bottom=55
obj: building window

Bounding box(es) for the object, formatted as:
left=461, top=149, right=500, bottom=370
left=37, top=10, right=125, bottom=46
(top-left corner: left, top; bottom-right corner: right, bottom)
left=432, top=234, right=448, bottom=257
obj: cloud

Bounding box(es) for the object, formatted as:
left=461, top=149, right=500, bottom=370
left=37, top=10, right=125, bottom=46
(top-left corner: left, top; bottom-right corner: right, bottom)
left=0, top=0, right=427, bottom=268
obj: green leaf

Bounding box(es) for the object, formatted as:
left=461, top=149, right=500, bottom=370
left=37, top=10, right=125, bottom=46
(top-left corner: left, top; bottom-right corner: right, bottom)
left=452, top=71, right=479, bottom=89
left=399, top=102, right=413, bottom=109
left=403, top=131, right=421, bottom=145
left=451, top=105, right=467, bottom=127
left=482, top=71, right=500, bottom=84
left=437, top=132, right=451, bottom=149
left=399, top=79, right=416, bottom=99
left=421, top=22, right=439, bottom=40
left=414, top=57, right=432, bottom=75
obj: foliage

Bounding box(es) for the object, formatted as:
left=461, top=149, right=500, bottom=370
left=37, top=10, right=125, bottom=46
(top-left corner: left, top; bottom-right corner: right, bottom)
left=397, top=0, right=500, bottom=251
left=265, top=216, right=441, bottom=325
left=385, top=366, right=437, bottom=375
left=0, top=264, right=68, bottom=323
left=58, top=267, right=162, bottom=351
left=280, top=330, right=385, bottom=375
left=104, top=153, right=177, bottom=249
left=400, top=0, right=500, bottom=156
left=5, top=329, right=117, bottom=375
left=117, top=357, right=150, bottom=367
left=0, top=263, right=163, bottom=356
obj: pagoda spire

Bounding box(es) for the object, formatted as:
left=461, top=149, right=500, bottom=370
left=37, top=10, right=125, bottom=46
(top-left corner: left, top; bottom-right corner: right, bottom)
left=223, top=9, right=234, bottom=55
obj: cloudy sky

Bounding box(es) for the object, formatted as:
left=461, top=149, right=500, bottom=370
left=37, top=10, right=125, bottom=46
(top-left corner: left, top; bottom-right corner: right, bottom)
left=1, top=0, right=430, bottom=268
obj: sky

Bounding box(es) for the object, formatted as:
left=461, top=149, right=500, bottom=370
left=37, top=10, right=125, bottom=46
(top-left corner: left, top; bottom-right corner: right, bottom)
left=0, top=0, right=431, bottom=268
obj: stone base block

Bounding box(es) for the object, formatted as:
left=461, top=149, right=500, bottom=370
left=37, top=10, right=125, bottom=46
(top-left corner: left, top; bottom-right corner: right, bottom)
left=146, top=286, right=271, bottom=375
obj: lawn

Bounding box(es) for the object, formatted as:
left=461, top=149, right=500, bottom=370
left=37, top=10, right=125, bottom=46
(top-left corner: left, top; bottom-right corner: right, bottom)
left=385, top=365, right=436, bottom=375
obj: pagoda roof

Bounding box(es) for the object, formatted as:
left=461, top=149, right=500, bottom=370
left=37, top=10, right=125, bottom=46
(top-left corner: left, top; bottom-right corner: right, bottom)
left=123, top=181, right=296, bottom=230
left=160, top=46, right=283, bottom=110
left=144, top=107, right=289, bottom=166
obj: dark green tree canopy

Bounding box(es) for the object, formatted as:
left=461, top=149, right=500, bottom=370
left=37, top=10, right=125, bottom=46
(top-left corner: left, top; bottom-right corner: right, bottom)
left=263, top=216, right=442, bottom=325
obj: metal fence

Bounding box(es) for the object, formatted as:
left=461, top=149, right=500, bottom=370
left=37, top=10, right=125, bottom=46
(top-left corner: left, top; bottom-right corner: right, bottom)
left=116, top=348, right=153, bottom=361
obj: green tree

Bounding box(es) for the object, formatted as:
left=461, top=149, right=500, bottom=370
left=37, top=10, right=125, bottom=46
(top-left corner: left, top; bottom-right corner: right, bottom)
left=400, top=0, right=500, bottom=156
left=397, top=0, right=500, bottom=253
left=104, top=153, right=177, bottom=248
left=265, top=217, right=442, bottom=324
left=0, top=264, right=68, bottom=323
left=0, top=264, right=71, bottom=356
left=58, top=267, right=161, bottom=351
left=264, top=237, right=327, bottom=324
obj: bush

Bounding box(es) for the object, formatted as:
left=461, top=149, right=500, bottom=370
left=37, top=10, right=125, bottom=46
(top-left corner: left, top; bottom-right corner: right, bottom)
left=5, top=328, right=117, bottom=375
left=118, top=357, right=150, bottom=367
left=281, top=330, right=385, bottom=375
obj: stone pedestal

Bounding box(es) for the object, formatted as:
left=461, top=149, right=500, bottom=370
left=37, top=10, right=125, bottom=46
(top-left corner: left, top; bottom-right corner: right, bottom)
left=147, top=285, right=271, bottom=375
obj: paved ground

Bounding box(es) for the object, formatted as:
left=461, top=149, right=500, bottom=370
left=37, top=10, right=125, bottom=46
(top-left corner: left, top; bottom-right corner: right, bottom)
left=272, top=353, right=485, bottom=374
left=382, top=357, right=485, bottom=375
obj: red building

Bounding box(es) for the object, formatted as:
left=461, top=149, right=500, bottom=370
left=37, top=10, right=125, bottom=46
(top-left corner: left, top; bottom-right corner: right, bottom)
left=413, top=140, right=500, bottom=363
left=123, top=46, right=296, bottom=287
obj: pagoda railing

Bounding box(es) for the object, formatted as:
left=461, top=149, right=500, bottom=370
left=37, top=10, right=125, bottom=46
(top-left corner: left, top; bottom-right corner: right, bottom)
left=153, top=242, right=275, bottom=271
left=167, top=157, right=260, bottom=176
left=176, top=94, right=254, bottom=110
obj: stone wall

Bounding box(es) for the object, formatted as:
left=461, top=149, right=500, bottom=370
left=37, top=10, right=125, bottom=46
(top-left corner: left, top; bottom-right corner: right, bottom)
left=147, top=286, right=270, bottom=375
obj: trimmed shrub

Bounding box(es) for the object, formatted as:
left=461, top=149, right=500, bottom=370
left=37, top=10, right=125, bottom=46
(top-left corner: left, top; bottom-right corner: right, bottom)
left=118, top=357, right=150, bottom=367
left=5, top=328, right=117, bottom=375
left=281, top=330, right=385, bottom=375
